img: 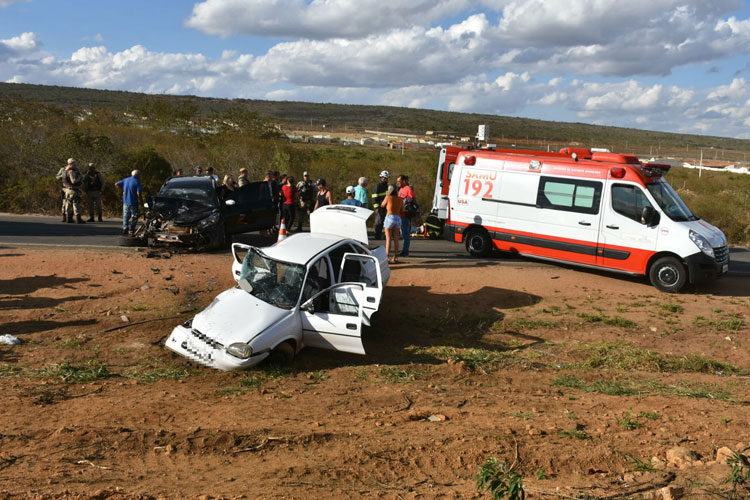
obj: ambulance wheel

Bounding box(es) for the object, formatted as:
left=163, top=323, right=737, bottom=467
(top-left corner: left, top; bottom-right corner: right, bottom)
left=465, top=228, right=492, bottom=258
left=268, top=341, right=295, bottom=366
left=649, top=256, right=686, bottom=293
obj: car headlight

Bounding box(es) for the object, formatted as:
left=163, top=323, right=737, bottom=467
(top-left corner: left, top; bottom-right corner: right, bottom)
left=196, top=213, right=221, bottom=230
left=689, top=230, right=714, bottom=258
left=226, top=343, right=253, bottom=359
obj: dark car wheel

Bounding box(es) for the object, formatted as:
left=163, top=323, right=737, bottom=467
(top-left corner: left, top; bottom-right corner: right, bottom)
left=649, top=256, right=687, bottom=293
left=465, top=228, right=492, bottom=258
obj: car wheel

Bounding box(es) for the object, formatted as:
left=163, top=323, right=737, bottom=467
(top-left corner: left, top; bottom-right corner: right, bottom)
left=649, top=256, right=687, bottom=293
left=465, top=228, right=492, bottom=258
left=267, top=341, right=295, bottom=366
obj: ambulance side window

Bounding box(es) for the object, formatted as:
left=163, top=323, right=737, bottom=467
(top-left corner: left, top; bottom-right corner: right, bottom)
left=611, top=184, right=653, bottom=222
left=536, top=177, right=602, bottom=215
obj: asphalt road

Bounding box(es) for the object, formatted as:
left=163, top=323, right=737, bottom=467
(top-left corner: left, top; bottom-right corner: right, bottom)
left=1, top=213, right=749, bottom=276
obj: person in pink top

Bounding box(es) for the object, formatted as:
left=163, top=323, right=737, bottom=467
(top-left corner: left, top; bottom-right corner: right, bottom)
left=397, top=174, right=415, bottom=257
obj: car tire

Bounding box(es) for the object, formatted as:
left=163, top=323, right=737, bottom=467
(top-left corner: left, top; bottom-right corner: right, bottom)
left=118, top=235, right=148, bottom=247
left=649, top=256, right=687, bottom=293
left=268, top=341, right=295, bottom=366
left=465, top=228, right=492, bottom=258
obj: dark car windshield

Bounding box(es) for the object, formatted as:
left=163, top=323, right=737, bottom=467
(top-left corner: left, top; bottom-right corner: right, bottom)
left=239, top=249, right=305, bottom=310
left=646, top=181, right=697, bottom=222
left=157, top=184, right=218, bottom=206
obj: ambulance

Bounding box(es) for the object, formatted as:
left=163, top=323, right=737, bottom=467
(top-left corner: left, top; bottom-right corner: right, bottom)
left=438, top=148, right=729, bottom=292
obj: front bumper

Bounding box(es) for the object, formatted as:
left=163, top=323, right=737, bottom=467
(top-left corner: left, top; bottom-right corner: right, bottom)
left=166, top=325, right=267, bottom=371
left=152, top=223, right=223, bottom=248
left=685, top=249, right=729, bottom=284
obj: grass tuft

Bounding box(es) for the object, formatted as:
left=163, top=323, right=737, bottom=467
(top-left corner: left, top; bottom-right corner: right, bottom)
left=38, top=359, right=111, bottom=383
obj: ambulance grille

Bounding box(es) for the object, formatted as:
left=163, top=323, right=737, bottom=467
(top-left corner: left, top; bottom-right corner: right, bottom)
left=713, top=245, right=729, bottom=264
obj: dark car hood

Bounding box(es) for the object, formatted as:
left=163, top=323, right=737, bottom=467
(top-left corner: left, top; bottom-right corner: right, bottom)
left=152, top=197, right=219, bottom=225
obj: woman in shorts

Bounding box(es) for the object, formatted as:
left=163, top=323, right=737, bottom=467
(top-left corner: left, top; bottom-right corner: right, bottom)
left=380, top=184, right=403, bottom=263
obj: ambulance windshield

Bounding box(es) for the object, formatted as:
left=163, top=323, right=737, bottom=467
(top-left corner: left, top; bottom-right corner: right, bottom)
left=646, top=181, right=697, bottom=222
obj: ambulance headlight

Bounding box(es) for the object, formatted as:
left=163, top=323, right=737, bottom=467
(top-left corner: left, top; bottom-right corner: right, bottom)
left=226, top=343, right=253, bottom=359
left=689, top=230, right=714, bottom=258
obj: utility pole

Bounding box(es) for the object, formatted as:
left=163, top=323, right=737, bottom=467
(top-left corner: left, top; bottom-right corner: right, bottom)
left=699, top=149, right=703, bottom=178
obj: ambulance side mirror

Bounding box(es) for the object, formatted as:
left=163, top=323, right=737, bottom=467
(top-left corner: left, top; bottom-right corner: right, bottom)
left=641, top=207, right=659, bottom=227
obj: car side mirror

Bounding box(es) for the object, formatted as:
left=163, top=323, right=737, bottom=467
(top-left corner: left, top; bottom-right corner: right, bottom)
left=641, top=206, right=659, bottom=226
left=225, top=199, right=236, bottom=206
left=238, top=278, right=253, bottom=293
left=301, top=300, right=314, bottom=314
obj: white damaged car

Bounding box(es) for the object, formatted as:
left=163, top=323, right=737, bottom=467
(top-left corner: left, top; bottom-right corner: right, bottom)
left=166, top=205, right=390, bottom=370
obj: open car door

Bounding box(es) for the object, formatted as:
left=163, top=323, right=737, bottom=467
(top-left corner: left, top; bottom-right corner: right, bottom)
left=338, top=253, right=383, bottom=325
left=301, top=283, right=365, bottom=355
left=231, top=243, right=251, bottom=282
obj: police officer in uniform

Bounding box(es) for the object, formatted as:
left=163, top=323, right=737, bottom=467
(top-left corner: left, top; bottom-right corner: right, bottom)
left=61, top=158, right=86, bottom=224
left=371, top=170, right=390, bottom=239
left=83, top=163, right=104, bottom=222
left=295, top=171, right=315, bottom=232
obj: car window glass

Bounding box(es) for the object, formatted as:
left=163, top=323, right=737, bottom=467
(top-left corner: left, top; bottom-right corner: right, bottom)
left=536, top=177, right=602, bottom=215
left=308, top=284, right=361, bottom=316
left=301, top=257, right=332, bottom=306
left=328, top=244, right=351, bottom=277
left=612, top=184, right=653, bottom=222
left=341, top=254, right=378, bottom=288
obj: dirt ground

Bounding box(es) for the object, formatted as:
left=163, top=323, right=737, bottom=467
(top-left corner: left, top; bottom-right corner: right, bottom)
left=1, top=246, right=749, bottom=499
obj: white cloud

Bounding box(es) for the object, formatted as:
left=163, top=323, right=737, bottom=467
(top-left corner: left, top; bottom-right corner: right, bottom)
left=185, top=0, right=472, bottom=39
left=0, top=32, right=40, bottom=62
left=0, top=0, right=30, bottom=7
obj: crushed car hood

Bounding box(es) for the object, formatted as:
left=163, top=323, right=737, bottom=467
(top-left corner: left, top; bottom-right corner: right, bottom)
left=191, top=287, right=290, bottom=346
left=152, top=196, right=218, bottom=225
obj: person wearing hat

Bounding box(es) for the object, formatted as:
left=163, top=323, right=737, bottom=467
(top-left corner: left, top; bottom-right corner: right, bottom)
left=237, top=167, right=249, bottom=187
left=195, top=166, right=203, bottom=176
left=83, top=162, right=104, bottom=222
left=60, top=158, right=86, bottom=224
left=340, top=186, right=363, bottom=207
left=206, top=166, right=219, bottom=182
left=372, top=170, right=390, bottom=239
left=313, top=178, right=332, bottom=211
left=295, top=171, right=315, bottom=231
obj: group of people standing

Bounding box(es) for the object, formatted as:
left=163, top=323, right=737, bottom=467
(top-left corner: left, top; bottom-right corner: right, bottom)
left=56, top=158, right=105, bottom=224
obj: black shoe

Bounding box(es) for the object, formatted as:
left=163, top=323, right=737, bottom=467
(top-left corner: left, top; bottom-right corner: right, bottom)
left=98, top=216, right=103, bottom=222
left=87, top=217, right=94, bottom=222
left=66, top=217, right=74, bottom=223
left=399, top=251, right=408, bottom=257
left=62, top=216, right=67, bottom=222
left=77, top=216, right=86, bottom=224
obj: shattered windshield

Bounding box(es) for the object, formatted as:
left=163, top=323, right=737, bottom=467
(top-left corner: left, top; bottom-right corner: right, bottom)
left=646, top=181, right=697, bottom=222
left=239, top=249, right=305, bottom=310
left=157, top=185, right=218, bottom=206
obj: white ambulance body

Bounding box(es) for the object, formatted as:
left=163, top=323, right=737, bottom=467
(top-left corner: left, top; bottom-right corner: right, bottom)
left=442, top=149, right=729, bottom=292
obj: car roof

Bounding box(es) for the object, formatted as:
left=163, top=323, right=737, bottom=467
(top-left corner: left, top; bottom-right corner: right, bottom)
left=163, top=176, right=215, bottom=188
left=261, top=232, right=357, bottom=265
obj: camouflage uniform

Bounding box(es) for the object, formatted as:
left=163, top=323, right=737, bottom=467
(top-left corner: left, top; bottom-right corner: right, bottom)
left=61, top=163, right=85, bottom=223
left=83, top=165, right=104, bottom=222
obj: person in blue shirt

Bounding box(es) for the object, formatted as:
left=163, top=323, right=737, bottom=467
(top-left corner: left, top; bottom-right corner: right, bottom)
left=340, top=186, right=363, bottom=207
left=115, top=170, right=142, bottom=235
left=354, top=177, right=368, bottom=208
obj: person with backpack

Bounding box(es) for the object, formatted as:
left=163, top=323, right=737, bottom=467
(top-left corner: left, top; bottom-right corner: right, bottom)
left=381, top=184, right=403, bottom=263
left=397, top=174, right=416, bottom=257
left=295, top=171, right=315, bottom=231
left=83, top=163, right=104, bottom=222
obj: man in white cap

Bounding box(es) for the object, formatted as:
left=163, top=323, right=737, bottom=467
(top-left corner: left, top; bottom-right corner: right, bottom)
left=115, top=170, right=142, bottom=235
left=295, top=171, right=315, bottom=231
left=60, top=158, right=86, bottom=223
left=340, top=186, right=363, bottom=207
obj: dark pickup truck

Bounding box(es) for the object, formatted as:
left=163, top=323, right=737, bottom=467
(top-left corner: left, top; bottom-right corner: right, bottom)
left=134, top=176, right=276, bottom=250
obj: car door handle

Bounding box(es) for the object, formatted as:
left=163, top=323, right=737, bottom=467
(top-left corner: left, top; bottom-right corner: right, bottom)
left=578, top=221, right=591, bottom=226
left=606, top=225, right=619, bottom=230
left=346, top=323, right=357, bottom=330
left=366, top=297, right=375, bottom=303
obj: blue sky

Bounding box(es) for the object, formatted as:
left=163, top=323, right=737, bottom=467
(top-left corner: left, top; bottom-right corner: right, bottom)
left=2, top=0, right=750, bottom=139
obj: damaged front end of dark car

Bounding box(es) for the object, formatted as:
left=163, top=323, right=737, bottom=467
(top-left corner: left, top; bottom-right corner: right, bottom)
left=134, top=176, right=277, bottom=251
left=148, top=196, right=227, bottom=249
